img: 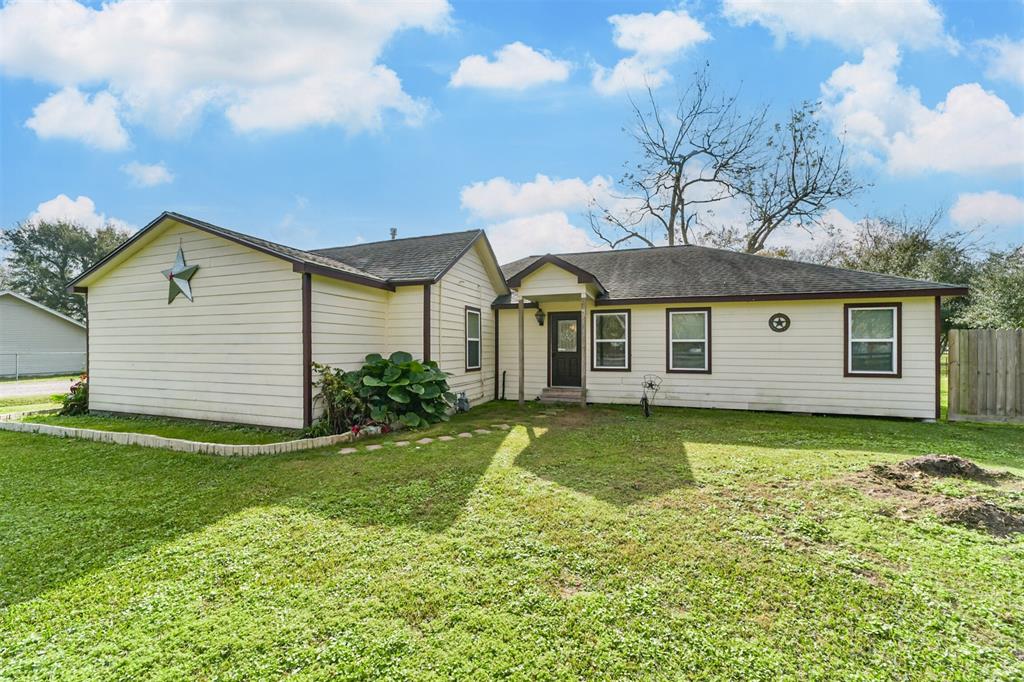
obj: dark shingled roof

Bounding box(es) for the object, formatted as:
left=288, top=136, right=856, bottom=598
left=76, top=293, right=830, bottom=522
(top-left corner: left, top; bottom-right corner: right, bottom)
left=496, top=245, right=968, bottom=304
left=313, top=229, right=483, bottom=283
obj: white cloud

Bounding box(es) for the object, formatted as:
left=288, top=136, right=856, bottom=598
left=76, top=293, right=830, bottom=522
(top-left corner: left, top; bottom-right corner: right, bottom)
left=822, top=45, right=1024, bottom=174
left=722, top=0, right=955, bottom=52
left=485, top=211, right=604, bottom=263
left=951, top=191, right=1024, bottom=228
left=450, top=42, right=571, bottom=91
left=0, top=0, right=449, bottom=138
left=25, top=87, right=129, bottom=150
left=461, top=174, right=610, bottom=220
left=979, top=37, right=1024, bottom=86
left=122, top=161, right=174, bottom=187
left=27, top=194, right=132, bottom=232
left=592, top=8, right=710, bottom=96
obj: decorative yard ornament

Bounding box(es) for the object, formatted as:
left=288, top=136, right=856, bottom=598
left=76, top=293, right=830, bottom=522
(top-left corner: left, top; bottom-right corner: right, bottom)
left=161, top=247, right=199, bottom=303
left=768, top=313, right=790, bottom=332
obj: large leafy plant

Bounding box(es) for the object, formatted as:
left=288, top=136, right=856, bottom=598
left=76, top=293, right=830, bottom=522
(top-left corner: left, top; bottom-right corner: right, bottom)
left=60, top=374, right=88, bottom=415
left=305, top=362, right=368, bottom=438
left=353, top=352, right=455, bottom=429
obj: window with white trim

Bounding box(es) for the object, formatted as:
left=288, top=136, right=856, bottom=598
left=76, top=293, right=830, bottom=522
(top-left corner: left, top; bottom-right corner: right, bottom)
left=465, top=308, right=481, bottom=370
left=668, top=309, right=709, bottom=372
left=847, top=305, right=898, bottom=374
left=593, top=311, right=629, bottom=369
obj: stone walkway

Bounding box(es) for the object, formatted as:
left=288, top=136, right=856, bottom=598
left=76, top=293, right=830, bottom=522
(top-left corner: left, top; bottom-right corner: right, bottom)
left=337, top=423, right=514, bottom=454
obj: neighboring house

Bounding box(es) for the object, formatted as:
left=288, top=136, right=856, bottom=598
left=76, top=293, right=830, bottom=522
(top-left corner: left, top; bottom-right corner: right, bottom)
left=0, top=290, right=86, bottom=378
left=68, top=212, right=967, bottom=428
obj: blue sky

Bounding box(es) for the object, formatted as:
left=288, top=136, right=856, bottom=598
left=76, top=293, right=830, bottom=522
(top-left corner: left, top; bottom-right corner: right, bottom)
left=1, top=0, right=1022, bottom=262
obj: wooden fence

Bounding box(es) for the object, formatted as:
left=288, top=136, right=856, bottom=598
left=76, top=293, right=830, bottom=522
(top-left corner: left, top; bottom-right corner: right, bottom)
left=948, top=329, right=1024, bottom=423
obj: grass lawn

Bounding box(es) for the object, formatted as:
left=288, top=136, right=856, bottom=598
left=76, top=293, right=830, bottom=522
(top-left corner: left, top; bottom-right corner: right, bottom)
left=1, top=402, right=1022, bottom=679
left=0, top=393, right=62, bottom=415
left=22, top=413, right=303, bottom=445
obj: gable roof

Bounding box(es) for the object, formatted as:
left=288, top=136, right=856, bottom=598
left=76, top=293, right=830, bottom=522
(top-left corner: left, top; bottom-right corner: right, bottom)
left=69, top=212, right=506, bottom=293
left=0, top=291, right=86, bottom=328
left=497, top=244, right=969, bottom=306
left=312, top=229, right=486, bottom=284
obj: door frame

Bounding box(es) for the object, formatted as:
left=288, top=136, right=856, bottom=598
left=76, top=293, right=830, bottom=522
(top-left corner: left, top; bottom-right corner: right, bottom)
left=547, top=311, right=582, bottom=387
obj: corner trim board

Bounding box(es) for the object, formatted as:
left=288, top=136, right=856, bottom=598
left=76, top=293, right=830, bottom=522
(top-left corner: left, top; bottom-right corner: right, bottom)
left=302, top=273, right=312, bottom=428
left=423, top=284, right=432, bottom=362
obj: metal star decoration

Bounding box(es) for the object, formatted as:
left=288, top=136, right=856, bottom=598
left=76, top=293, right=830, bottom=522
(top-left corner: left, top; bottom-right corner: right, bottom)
left=161, top=247, right=199, bottom=303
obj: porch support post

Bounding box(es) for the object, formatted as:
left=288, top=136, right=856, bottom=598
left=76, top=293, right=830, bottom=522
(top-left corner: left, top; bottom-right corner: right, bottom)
left=517, top=293, right=525, bottom=406
left=580, top=293, right=587, bottom=407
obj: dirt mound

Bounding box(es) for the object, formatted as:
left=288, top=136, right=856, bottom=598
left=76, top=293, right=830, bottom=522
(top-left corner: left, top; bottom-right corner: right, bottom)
left=934, top=496, right=1024, bottom=537
left=851, top=455, right=1023, bottom=537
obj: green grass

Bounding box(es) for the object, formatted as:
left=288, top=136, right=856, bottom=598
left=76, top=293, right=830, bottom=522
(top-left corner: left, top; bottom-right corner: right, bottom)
left=22, top=413, right=302, bottom=445
left=1, top=402, right=1022, bottom=680
left=0, top=393, right=62, bottom=415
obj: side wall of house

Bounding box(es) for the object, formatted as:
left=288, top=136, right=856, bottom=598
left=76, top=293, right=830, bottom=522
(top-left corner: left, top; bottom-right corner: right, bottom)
left=311, top=275, right=388, bottom=372
left=432, top=243, right=497, bottom=405
left=386, top=285, right=425, bottom=357
left=86, top=221, right=305, bottom=428
left=0, top=296, right=86, bottom=376
left=498, top=296, right=937, bottom=419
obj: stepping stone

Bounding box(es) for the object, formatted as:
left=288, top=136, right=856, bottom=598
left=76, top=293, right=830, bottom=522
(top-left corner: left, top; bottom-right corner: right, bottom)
left=365, top=444, right=383, bottom=451
left=416, top=437, right=434, bottom=445
left=339, top=447, right=358, bottom=454
left=438, top=435, right=454, bottom=441
left=491, top=424, right=511, bottom=430
left=394, top=440, right=410, bottom=447
left=457, top=432, right=473, bottom=438
left=473, top=428, right=491, bottom=434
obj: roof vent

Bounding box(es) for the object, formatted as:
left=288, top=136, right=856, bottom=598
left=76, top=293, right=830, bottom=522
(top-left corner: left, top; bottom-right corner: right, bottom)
left=390, top=227, right=397, bottom=240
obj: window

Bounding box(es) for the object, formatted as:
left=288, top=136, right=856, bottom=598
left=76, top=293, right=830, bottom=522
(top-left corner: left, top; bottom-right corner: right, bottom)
left=592, top=311, right=629, bottom=370
left=667, top=308, right=710, bottom=373
left=465, top=307, right=481, bottom=371
left=557, top=318, right=577, bottom=352
left=845, top=304, right=900, bottom=376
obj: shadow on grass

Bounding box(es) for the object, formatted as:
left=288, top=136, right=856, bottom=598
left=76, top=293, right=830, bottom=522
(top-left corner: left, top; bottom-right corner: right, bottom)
left=0, top=423, right=500, bottom=607
left=514, top=410, right=695, bottom=506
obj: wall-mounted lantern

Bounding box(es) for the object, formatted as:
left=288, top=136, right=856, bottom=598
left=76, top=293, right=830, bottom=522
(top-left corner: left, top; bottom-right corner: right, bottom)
left=535, top=307, right=545, bottom=326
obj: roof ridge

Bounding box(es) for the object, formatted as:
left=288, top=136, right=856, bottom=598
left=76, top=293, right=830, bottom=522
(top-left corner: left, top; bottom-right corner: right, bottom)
left=313, top=228, right=482, bottom=253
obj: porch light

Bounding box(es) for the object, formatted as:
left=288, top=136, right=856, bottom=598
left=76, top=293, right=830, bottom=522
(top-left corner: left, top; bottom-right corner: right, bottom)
left=535, top=308, right=545, bottom=326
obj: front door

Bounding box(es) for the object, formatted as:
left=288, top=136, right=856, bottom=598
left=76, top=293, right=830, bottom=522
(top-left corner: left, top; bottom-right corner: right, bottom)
left=549, top=312, right=581, bottom=387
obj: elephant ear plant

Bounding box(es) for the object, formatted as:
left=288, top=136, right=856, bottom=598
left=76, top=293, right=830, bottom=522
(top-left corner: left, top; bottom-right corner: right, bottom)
left=354, top=352, right=456, bottom=429
left=305, top=352, right=455, bottom=437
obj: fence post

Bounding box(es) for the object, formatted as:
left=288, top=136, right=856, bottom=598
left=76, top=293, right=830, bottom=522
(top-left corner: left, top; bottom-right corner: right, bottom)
left=14, top=354, right=17, bottom=382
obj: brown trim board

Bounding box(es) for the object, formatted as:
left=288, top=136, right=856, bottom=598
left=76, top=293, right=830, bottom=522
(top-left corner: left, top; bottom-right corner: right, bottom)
left=493, top=312, right=500, bottom=400
left=665, top=307, right=712, bottom=374
left=302, top=273, right=312, bottom=428
left=934, top=296, right=942, bottom=420
left=423, top=284, right=432, bottom=362
left=590, top=309, right=631, bottom=372
left=843, top=302, right=903, bottom=379
left=594, top=288, right=968, bottom=306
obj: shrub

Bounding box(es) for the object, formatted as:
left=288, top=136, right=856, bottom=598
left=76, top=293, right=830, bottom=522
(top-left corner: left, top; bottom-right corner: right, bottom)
left=61, top=374, right=89, bottom=415
left=353, top=352, right=455, bottom=429
left=305, top=362, right=368, bottom=438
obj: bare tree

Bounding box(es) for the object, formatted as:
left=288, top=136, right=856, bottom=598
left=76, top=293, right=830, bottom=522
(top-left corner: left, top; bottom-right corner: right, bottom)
left=589, top=66, right=765, bottom=248
left=730, top=102, right=864, bottom=253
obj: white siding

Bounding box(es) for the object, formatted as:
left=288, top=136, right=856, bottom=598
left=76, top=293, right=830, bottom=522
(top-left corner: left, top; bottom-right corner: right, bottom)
left=499, top=297, right=938, bottom=419
left=518, top=263, right=587, bottom=298
left=432, top=243, right=497, bottom=405
left=311, top=275, right=388, bottom=371
left=86, top=220, right=305, bottom=428
left=0, top=295, right=86, bottom=376
left=386, top=285, right=424, bottom=357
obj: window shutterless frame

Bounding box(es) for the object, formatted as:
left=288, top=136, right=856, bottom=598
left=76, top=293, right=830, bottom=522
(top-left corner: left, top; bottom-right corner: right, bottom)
left=843, top=302, right=901, bottom=377
left=666, top=307, right=711, bottom=374
left=590, top=309, right=630, bottom=371
left=465, top=306, right=481, bottom=371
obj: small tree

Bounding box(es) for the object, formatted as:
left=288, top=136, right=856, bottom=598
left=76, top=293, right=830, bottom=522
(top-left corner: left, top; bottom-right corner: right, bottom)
left=1, top=220, right=131, bottom=320
left=955, top=248, right=1024, bottom=329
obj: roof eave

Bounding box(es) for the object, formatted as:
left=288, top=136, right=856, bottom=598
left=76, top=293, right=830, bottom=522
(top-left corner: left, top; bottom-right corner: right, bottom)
left=590, top=287, right=970, bottom=306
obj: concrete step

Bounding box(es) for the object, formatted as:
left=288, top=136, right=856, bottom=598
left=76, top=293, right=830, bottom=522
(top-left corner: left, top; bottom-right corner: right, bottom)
left=540, top=387, right=584, bottom=403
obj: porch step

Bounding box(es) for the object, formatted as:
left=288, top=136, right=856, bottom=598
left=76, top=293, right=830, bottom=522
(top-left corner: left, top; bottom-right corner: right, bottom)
left=540, top=387, right=585, bottom=404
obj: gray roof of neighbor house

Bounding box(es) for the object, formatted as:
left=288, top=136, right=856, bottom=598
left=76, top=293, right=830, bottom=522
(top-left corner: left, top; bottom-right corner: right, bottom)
left=313, top=229, right=485, bottom=283
left=495, top=245, right=969, bottom=306
left=69, top=212, right=498, bottom=292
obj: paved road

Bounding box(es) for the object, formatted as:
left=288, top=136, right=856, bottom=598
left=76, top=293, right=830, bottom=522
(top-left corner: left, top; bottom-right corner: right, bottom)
left=0, top=377, right=75, bottom=398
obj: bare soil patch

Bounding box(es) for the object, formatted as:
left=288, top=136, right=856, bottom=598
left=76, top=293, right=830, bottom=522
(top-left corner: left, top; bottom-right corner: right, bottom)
left=851, top=455, right=1024, bottom=537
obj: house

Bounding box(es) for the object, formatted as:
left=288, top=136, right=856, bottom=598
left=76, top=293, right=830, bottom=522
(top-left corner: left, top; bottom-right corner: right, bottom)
left=0, top=290, right=87, bottom=378
left=68, top=212, right=967, bottom=428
